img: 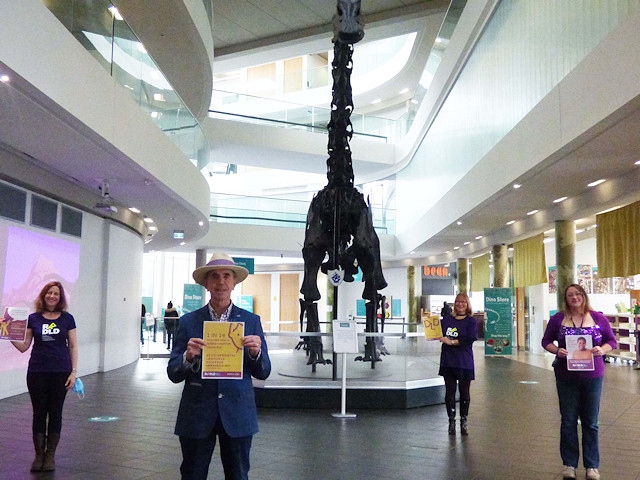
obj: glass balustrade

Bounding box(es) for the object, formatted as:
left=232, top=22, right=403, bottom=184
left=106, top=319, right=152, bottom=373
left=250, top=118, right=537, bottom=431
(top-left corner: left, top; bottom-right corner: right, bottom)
left=42, top=0, right=209, bottom=166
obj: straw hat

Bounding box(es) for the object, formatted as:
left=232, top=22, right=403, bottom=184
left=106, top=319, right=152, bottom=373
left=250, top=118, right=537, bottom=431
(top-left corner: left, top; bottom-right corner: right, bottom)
left=192, top=253, right=249, bottom=286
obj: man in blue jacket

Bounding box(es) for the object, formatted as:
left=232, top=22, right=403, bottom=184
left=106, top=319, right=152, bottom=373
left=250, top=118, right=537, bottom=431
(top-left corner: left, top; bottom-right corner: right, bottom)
left=167, top=253, right=271, bottom=480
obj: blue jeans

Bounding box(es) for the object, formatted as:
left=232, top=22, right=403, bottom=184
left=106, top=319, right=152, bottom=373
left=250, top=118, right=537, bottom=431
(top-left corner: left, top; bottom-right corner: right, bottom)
left=555, top=375, right=603, bottom=469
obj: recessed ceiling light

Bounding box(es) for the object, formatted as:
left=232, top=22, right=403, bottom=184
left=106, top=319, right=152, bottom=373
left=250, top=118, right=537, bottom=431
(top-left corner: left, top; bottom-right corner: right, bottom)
left=464, top=241, right=470, bottom=245
left=506, top=220, right=515, bottom=225
left=553, top=196, right=567, bottom=203
left=454, top=246, right=460, bottom=250
left=144, top=217, right=154, bottom=223
left=456, top=221, right=462, bottom=225
left=108, top=5, right=123, bottom=20
left=148, top=226, right=157, bottom=231
left=588, top=179, right=605, bottom=187
left=129, top=207, right=141, bottom=213
left=635, top=160, right=640, bottom=165
left=198, top=221, right=204, bottom=226
left=513, top=183, right=521, bottom=189
left=527, top=209, right=538, bottom=215
left=475, top=235, right=483, bottom=240
left=0, top=75, right=9, bottom=83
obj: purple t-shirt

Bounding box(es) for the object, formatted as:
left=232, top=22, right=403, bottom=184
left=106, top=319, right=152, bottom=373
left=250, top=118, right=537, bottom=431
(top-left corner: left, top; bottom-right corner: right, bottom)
left=440, top=314, right=477, bottom=371
left=27, top=311, right=76, bottom=373
left=541, top=310, right=616, bottom=380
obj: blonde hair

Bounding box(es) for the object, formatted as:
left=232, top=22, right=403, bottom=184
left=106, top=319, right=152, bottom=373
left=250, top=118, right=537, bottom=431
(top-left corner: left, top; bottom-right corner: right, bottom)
left=454, top=293, right=472, bottom=315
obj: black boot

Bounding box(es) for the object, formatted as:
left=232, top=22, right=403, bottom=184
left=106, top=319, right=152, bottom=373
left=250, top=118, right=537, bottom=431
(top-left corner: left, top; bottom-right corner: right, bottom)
left=445, top=398, right=456, bottom=435
left=460, top=400, right=470, bottom=435
left=31, top=433, right=46, bottom=472
left=42, top=433, right=60, bottom=471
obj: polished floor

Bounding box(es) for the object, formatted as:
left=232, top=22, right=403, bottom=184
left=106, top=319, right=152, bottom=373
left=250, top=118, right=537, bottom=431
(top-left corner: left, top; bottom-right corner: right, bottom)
left=2, top=336, right=640, bottom=480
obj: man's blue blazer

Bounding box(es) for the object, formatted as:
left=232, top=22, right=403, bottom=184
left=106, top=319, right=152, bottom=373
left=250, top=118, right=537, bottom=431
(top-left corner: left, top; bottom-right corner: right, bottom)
left=167, top=304, right=271, bottom=439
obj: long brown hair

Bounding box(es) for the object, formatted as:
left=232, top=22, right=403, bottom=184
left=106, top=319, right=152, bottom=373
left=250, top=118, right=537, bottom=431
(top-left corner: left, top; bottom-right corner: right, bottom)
left=562, top=283, right=591, bottom=316
left=34, top=281, right=68, bottom=313
left=454, top=293, right=472, bottom=315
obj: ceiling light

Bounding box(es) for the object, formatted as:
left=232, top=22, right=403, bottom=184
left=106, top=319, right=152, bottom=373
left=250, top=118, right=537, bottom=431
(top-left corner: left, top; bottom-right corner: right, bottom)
left=513, top=183, right=521, bottom=189
left=464, top=241, right=470, bottom=245
left=506, top=220, right=515, bottom=225
left=456, top=221, right=462, bottom=225
left=144, top=217, right=154, bottom=223
left=148, top=226, right=157, bottom=231
left=527, top=209, right=538, bottom=215
left=0, top=75, right=9, bottom=83
left=553, top=196, right=567, bottom=203
left=180, top=242, right=186, bottom=246
left=635, top=160, right=640, bottom=165
left=108, top=6, right=123, bottom=21
left=475, top=235, right=483, bottom=240
left=588, top=179, right=605, bottom=187
left=198, top=221, right=204, bottom=226
left=454, top=246, right=460, bottom=250
left=129, top=207, right=141, bottom=213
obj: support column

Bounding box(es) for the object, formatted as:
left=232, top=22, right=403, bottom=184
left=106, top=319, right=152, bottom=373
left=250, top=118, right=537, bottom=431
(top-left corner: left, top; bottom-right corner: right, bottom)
left=492, top=245, right=508, bottom=288
left=195, top=249, right=208, bottom=308
left=195, top=248, right=208, bottom=269
left=457, top=258, right=469, bottom=294
left=407, top=265, right=416, bottom=333
left=555, top=220, right=576, bottom=309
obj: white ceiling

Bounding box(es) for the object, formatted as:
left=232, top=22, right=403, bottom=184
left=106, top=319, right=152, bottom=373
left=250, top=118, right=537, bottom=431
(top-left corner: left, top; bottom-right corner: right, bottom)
left=3, top=1, right=640, bottom=266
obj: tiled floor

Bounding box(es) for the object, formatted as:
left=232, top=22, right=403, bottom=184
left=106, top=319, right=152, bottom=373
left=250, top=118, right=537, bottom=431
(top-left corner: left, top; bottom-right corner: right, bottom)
left=2, top=337, right=640, bottom=480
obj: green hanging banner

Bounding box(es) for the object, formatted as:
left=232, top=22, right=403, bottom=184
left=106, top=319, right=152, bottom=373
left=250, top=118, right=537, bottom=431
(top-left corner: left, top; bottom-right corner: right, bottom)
left=484, top=288, right=513, bottom=355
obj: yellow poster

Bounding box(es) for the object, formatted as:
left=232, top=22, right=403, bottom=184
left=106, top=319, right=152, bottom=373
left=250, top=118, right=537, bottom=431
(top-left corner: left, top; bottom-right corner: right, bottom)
left=202, top=321, right=244, bottom=379
left=423, top=315, right=443, bottom=341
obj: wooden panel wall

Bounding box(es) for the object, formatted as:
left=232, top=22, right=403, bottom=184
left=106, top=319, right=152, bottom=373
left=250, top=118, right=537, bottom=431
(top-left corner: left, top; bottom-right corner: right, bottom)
left=280, top=273, right=301, bottom=332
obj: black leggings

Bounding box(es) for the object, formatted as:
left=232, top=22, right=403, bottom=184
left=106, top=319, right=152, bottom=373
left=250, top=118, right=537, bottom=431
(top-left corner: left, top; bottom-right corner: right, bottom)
left=27, top=372, right=69, bottom=435
left=444, top=375, right=471, bottom=403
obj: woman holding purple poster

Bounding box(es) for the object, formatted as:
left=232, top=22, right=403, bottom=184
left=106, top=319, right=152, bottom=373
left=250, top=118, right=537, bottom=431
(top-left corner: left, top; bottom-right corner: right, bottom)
left=11, top=281, right=78, bottom=473
left=542, top=283, right=616, bottom=480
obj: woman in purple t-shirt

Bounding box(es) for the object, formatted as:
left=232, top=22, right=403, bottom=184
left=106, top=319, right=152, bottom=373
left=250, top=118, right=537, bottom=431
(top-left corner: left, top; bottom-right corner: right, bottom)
left=542, top=283, right=616, bottom=480
left=438, top=293, right=477, bottom=435
left=11, top=281, right=78, bottom=473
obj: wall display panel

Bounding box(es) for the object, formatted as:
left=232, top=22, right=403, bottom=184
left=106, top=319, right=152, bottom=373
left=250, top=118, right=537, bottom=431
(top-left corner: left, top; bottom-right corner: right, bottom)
left=30, top=195, right=57, bottom=231
left=61, top=206, right=83, bottom=237
left=0, top=225, right=80, bottom=373
left=0, top=183, right=26, bottom=222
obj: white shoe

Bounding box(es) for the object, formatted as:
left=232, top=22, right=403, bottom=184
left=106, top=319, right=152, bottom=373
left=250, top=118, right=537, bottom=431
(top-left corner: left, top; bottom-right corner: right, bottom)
left=586, top=468, right=600, bottom=480
left=562, top=465, right=576, bottom=479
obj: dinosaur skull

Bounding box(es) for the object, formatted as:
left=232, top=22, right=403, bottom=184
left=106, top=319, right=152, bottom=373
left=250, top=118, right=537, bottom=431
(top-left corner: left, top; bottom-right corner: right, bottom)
left=332, top=0, right=364, bottom=44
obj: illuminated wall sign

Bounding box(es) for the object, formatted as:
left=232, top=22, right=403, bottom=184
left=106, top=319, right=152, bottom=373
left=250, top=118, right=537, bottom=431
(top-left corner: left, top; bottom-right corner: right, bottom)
left=173, top=230, right=184, bottom=239
left=423, top=265, right=450, bottom=277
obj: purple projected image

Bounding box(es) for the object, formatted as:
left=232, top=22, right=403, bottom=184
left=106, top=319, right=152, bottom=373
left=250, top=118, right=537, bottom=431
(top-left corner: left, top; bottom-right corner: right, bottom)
left=0, top=225, right=80, bottom=372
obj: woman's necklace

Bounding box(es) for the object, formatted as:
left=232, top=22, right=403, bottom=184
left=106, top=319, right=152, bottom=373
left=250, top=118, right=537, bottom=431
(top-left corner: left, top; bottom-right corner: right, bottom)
left=571, top=314, right=584, bottom=328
